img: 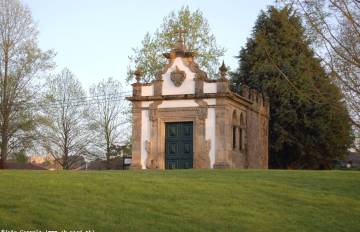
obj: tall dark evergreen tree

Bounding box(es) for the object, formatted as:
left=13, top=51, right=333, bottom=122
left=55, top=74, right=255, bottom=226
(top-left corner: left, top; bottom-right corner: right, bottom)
left=231, top=6, right=352, bottom=169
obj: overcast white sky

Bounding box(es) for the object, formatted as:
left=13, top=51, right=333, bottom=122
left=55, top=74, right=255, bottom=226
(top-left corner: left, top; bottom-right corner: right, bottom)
left=23, top=0, right=274, bottom=90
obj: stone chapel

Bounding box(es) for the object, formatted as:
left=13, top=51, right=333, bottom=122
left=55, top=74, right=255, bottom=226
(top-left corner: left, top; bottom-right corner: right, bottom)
left=127, top=34, right=269, bottom=169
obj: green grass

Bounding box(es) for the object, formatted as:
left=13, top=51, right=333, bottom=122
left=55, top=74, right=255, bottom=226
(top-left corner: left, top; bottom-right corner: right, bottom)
left=0, top=170, right=359, bottom=232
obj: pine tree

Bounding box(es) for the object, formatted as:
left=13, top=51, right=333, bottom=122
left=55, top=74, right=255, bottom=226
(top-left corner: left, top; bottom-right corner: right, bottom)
left=231, top=6, right=352, bottom=169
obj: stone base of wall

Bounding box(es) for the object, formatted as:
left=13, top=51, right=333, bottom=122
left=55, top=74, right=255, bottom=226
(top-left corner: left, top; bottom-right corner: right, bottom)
left=214, top=162, right=231, bottom=169
left=130, top=163, right=142, bottom=170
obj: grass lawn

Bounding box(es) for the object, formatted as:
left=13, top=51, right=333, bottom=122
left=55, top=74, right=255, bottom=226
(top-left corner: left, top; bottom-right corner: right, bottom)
left=0, top=170, right=359, bottom=232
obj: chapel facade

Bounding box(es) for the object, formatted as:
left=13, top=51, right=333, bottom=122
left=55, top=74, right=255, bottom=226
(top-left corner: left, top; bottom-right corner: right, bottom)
left=127, top=36, right=269, bottom=169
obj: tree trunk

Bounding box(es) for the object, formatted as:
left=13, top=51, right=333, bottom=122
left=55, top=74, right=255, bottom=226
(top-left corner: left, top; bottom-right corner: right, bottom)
left=63, top=155, right=68, bottom=170
left=0, top=154, right=5, bottom=169
left=63, top=147, right=69, bottom=170
left=0, top=51, right=9, bottom=170
left=0, top=126, right=9, bottom=169
left=106, top=146, right=111, bottom=170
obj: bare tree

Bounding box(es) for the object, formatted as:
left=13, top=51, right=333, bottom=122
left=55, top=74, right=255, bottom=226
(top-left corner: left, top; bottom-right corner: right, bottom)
left=279, top=0, right=360, bottom=145
left=0, top=0, right=54, bottom=168
left=40, top=68, right=90, bottom=170
left=89, top=78, right=129, bottom=169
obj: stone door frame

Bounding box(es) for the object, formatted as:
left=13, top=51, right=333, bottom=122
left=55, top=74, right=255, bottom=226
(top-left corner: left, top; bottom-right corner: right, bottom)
left=148, top=106, right=210, bottom=169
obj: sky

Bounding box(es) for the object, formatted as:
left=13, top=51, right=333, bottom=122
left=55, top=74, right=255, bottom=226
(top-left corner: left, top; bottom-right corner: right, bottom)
left=23, top=0, right=274, bottom=90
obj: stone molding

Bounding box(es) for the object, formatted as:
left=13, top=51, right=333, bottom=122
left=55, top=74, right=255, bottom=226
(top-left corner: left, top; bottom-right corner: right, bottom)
left=128, top=92, right=252, bottom=104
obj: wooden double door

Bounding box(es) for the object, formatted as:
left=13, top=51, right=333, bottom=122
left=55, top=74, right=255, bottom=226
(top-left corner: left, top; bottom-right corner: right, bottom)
left=165, top=122, right=193, bottom=169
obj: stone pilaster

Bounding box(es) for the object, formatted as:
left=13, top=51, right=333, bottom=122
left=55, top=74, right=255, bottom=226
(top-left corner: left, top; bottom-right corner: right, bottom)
left=194, top=100, right=210, bottom=168
left=195, top=75, right=204, bottom=96
left=153, top=80, right=163, bottom=96
left=240, top=85, right=249, bottom=99
left=216, top=79, right=230, bottom=94
left=146, top=101, right=161, bottom=169
left=132, top=83, right=142, bottom=97
left=250, top=89, right=257, bottom=102
left=214, top=99, right=231, bottom=168
left=130, top=101, right=142, bottom=169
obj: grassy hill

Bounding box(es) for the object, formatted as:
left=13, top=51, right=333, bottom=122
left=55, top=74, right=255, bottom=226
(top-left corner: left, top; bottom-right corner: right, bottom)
left=0, top=170, right=359, bottom=231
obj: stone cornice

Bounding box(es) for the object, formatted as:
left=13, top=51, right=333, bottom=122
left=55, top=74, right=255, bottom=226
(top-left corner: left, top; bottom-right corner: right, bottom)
left=126, top=92, right=253, bottom=105
left=133, top=78, right=220, bottom=87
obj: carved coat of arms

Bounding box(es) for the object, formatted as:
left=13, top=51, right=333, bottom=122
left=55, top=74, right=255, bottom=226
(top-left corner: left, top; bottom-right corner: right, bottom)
left=170, top=66, right=186, bottom=87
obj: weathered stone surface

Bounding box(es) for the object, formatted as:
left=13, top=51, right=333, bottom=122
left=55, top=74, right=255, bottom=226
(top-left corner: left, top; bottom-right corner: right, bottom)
left=127, top=38, right=269, bottom=170
left=130, top=101, right=142, bottom=169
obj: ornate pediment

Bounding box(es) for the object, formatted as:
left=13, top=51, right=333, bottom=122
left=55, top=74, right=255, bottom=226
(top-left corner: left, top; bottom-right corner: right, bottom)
left=170, top=66, right=186, bottom=87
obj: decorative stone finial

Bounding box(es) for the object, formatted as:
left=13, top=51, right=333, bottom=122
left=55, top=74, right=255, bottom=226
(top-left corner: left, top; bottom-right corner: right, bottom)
left=134, top=68, right=142, bottom=83
left=219, top=60, right=228, bottom=79
left=173, top=28, right=187, bottom=51
left=163, top=28, right=196, bottom=59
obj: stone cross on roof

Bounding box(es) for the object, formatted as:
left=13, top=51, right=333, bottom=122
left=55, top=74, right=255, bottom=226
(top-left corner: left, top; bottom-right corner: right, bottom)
left=173, top=28, right=187, bottom=51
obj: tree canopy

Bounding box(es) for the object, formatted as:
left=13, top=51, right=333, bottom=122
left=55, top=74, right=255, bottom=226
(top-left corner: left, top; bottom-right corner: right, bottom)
left=127, top=6, right=225, bottom=83
left=40, top=68, right=90, bottom=170
left=231, top=6, right=353, bottom=169
left=279, top=0, right=360, bottom=149
left=0, top=0, right=54, bottom=168
left=88, top=78, right=129, bottom=168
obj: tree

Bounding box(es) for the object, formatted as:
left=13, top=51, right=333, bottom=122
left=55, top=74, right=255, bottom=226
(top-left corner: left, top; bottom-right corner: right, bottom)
left=127, top=6, right=225, bottom=83
left=279, top=0, right=360, bottom=147
left=88, top=78, right=129, bottom=169
left=13, top=149, right=28, bottom=163
left=40, top=68, right=90, bottom=170
left=231, top=6, right=352, bottom=169
left=0, top=0, right=54, bottom=168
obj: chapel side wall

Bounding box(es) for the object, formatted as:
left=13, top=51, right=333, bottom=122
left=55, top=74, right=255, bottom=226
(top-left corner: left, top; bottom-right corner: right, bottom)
left=222, top=98, right=250, bottom=169
left=247, top=104, right=269, bottom=169
left=229, top=104, right=246, bottom=169
left=247, top=109, right=260, bottom=168
left=258, top=105, right=269, bottom=168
